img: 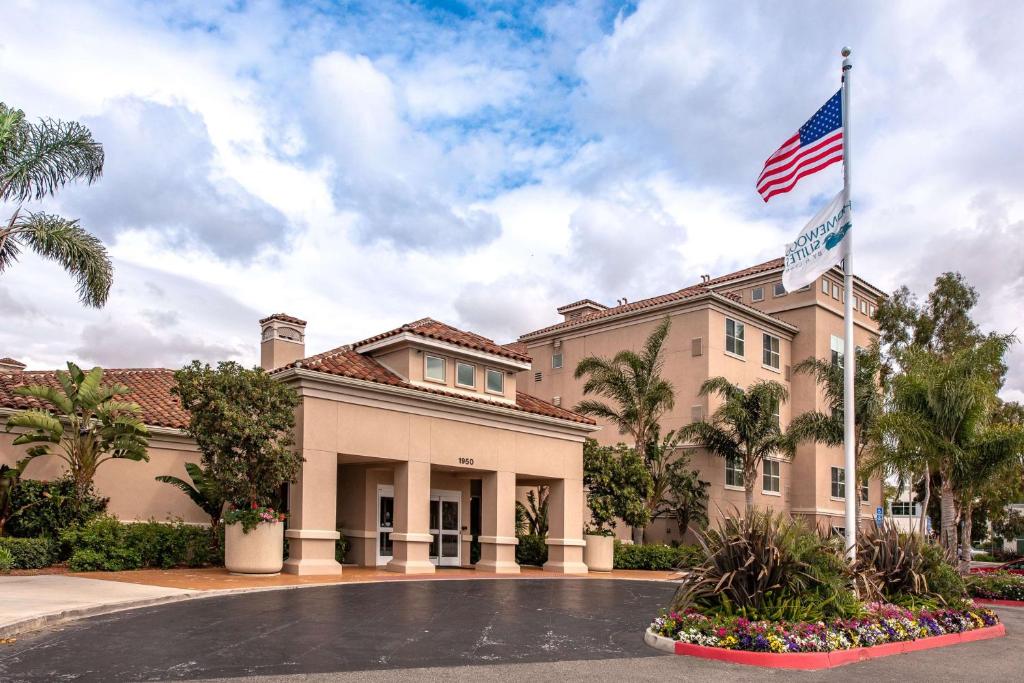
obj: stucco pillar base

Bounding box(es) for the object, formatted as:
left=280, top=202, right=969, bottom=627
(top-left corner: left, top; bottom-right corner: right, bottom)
left=387, top=532, right=435, bottom=574
left=477, top=535, right=520, bottom=573
left=544, top=539, right=588, bottom=574
left=283, top=530, right=343, bottom=575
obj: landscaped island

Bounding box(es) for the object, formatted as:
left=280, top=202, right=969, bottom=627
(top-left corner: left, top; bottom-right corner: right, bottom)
left=646, top=512, right=1004, bottom=667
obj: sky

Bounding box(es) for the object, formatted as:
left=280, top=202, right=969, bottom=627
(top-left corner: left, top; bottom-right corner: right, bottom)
left=0, top=0, right=1022, bottom=401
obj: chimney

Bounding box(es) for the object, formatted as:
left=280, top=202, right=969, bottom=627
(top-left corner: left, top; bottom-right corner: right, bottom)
left=259, top=314, right=306, bottom=371
left=0, top=357, right=26, bottom=373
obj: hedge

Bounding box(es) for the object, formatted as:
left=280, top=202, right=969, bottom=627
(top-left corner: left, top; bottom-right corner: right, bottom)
left=613, top=541, right=703, bottom=570
left=6, top=478, right=107, bottom=539
left=61, top=517, right=219, bottom=572
left=0, top=536, right=59, bottom=569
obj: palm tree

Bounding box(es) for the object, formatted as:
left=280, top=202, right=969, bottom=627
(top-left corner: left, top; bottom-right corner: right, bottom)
left=156, top=462, right=226, bottom=530
left=515, top=486, right=548, bottom=536
left=880, top=337, right=1012, bottom=557
left=678, top=377, right=795, bottom=514
left=4, top=363, right=149, bottom=502
left=574, top=317, right=675, bottom=541
left=788, top=344, right=884, bottom=535
left=0, top=102, right=112, bottom=307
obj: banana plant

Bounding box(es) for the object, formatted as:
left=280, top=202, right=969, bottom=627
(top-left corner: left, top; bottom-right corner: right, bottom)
left=4, top=362, right=149, bottom=502
left=156, top=461, right=225, bottom=529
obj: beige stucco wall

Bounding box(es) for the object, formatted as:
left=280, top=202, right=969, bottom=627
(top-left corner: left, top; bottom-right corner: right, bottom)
left=0, top=421, right=208, bottom=524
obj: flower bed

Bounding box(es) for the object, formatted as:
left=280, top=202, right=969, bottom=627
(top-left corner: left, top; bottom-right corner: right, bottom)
left=649, top=603, right=1000, bottom=657
left=967, top=571, right=1024, bottom=604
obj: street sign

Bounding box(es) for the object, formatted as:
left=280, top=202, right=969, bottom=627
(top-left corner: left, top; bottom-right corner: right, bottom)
left=875, top=506, right=884, bottom=526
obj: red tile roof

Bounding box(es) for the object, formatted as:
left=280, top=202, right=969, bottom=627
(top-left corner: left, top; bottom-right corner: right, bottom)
left=280, top=344, right=593, bottom=425
left=0, top=368, right=189, bottom=430
left=353, top=317, right=531, bottom=363
left=259, top=313, right=307, bottom=326
left=556, top=299, right=607, bottom=313
left=704, top=258, right=785, bottom=286
left=0, top=358, right=26, bottom=369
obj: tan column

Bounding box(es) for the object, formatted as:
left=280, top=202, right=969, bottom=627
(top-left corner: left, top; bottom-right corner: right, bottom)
left=543, top=478, right=587, bottom=574
left=283, top=448, right=343, bottom=575
left=477, top=470, right=519, bottom=573
left=386, top=460, right=435, bottom=574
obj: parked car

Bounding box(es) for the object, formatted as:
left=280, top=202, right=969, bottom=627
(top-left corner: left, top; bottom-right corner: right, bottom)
left=971, top=558, right=1024, bottom=575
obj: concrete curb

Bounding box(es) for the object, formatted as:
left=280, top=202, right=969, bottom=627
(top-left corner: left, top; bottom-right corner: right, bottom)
left=974, top=597, right=1024, bottom=608
left=0, top=573, right=677, bottom=639
left=644, top=624, right=1007, bottom=670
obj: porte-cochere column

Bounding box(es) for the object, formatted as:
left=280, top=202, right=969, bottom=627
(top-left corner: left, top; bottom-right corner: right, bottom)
left=476, top=470, right=519, bottom=573
left=386, top=460, right=435, bottom=574
left=283, top=448, right=343, bottom=575
left=543, top=477, right=588, bottom=574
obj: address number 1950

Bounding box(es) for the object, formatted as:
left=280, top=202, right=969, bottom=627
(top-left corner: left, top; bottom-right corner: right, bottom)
left=458, top=457, right=475, bottom=466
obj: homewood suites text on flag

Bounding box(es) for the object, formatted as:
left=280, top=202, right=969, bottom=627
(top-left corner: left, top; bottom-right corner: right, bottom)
left=756, top=90, right=844, bottom=202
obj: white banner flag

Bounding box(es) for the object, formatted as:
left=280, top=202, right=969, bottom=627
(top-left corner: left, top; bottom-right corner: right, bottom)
left=782, top=191, right=852, bottom=292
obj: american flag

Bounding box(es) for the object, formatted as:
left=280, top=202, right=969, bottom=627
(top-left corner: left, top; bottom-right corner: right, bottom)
left=757, top=90, right=843, bottom=202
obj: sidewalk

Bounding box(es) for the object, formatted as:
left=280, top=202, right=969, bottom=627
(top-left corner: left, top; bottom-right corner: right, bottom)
left=0, top=566, right=681, bottom=639
left=0, top=575, right=196, bottom=638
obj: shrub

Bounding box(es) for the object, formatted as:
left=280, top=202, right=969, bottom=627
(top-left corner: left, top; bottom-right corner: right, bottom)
left=515, top=534, right=548, bottom=566
left=855, top=524, right=966, bottom=607
left=0, top=536, right=59, bottom=569
left=0, top=545, right=12, bottom=572
left=672, top=510, right=860, bottom=622
left=967, top=571, right=1024, bottom=601
left=614, top=542, right=703, bottom=570
left=61, top=516, right=218, bottom=572
left=6, top=478, right=107, bottom=540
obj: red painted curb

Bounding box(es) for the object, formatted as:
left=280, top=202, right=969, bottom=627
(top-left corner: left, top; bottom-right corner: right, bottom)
left=671, top=623, right=1005, bottom=670
left=974, top=598, right=1024, bottom=608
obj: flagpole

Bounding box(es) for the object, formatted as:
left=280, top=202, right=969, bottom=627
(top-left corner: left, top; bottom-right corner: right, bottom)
left=840, top=47, right=857, bottom=562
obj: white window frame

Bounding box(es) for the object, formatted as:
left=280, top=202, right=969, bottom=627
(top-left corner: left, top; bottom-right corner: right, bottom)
left=822, top=278, right=830, bottom=294
left=725, top=318, right=745, bottom=358
left=891, top=501, right=918, bottom=517
left=485, top=368, right=504, bottom=395
left=832, top=283, right=840, bottom=300
left=762, top=458, right=781, bottom=494
left=860, top=299, right=867, bottom=314
left=725, top=455, right=744, bottom=489
left=860, top=478, right=870, bottom=504
left=751, top=286, right=764, bottom=302
left=830, top=335, right=844, bottom=368
left=424, top=354, right=446, bottom=383
left=773, top=282, right=786, bottom=297
left=762, top=333, right=780, bottom=370
left=551, top=352, right=563, bottom=369
left=830, top=466, right=846, bottom=500
left=455, top=361, right=476, bottom=388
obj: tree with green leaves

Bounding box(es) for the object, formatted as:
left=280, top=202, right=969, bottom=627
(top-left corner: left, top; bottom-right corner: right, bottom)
left=641, top=427, right=709, bottom=542
left=582, top=439, right=652, bottom=534
left=788, top=344, right=884, bottom=535
left=173, top=361, right=301, bottom=508
left=3, top=363, right=149, bottom=503
left=0, top=103, right=112, bottom=307
left=574, top=317, right=674, bottom=540
left=156, top=462, right=226, bottom=530
left=678, top=377, right=795, bottom=514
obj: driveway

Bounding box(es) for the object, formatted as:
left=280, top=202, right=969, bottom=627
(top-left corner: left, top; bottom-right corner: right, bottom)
left=0, top=579, right=1019, bottom=682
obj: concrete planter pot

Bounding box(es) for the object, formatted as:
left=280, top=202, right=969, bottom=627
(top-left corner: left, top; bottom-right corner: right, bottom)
left=583, top=534, right=614, bottom=572
left=225, top=521, right=284, bottom=575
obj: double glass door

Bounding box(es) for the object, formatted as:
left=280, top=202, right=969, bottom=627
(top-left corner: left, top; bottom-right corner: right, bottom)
left=376, top=486, right=460, bottom=567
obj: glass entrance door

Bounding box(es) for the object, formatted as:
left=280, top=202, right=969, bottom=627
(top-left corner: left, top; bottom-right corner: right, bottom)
left=429, top=491, right=461, bottom=567
left=376, top=485, right=394, bottom=566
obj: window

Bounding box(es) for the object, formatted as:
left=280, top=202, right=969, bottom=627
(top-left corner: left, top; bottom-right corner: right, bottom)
left=830, top=335, right=844, bottom=367
left=852, top=295, right=858, bottom=309
left=762, top=459, right=780, bottom=493
left=485, top=368, right=504, bottom=394
left=831, top=467, right=846, bottom=499
left=860, top=299, right=867, bottom=314
left=870, top=305, right=877, bottom=317
left=551, top=352, right=563, bottom=369
left=891, top=501, right=918, bottom=517
left=691, top=405, right=704, bottom=423
left=425, top=355, right=445, bottom=382
left=832, top=283, right=840, bottom=300
left=831, top=526, right=846, bottom=539
left=822, top=278, right=830, bottom=294
left=726, top=455, right=744, bottom=488
left=751, top=286, right=764, bottom=302
left=725, top=318, right=745, bottom=356
left=762, top=333, right=780, bottom=370
left=455, top=362, right=475, bottom=388
left=770, top=399, right=781, bottom=428
left=773, top=282, right=786, bottom=297
left=860, top=478, right=870, bottom=502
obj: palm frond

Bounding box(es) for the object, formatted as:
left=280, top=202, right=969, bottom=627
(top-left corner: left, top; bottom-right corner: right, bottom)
left=0, top=112, right=103, bottom=202
left=6, top=408, right=63, bottom=439
left=7, top=212, right=112, bottom=307
left=11, top=384, right=73, bottom=415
